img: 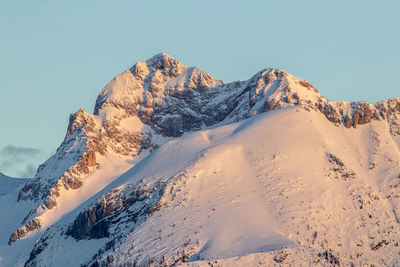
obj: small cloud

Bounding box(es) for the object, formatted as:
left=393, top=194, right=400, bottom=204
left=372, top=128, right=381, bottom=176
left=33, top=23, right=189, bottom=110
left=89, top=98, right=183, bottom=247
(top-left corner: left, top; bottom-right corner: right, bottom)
left=19, top=164, right=36, bottom=177
left=1, top=145, right=41, bottom=157
left=0, top=145, right=48, bottom=178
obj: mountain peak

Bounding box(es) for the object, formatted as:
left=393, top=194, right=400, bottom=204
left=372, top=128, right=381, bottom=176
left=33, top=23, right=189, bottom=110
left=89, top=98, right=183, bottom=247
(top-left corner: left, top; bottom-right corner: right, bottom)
left=94, top=53, right=222, bottom=115
left=145, top=52, right=182, bottom=70
left=129, top=52, right=186, bottom=80
left=146, top=52, right=177, bottom=66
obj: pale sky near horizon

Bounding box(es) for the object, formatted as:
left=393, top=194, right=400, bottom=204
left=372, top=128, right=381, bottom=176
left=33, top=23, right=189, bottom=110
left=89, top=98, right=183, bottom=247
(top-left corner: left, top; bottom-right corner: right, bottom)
left=1, top=0, right=399, bottom=177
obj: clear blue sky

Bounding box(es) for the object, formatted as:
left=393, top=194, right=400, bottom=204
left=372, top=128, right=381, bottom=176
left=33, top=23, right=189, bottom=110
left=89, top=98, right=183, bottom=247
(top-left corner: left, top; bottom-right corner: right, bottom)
left=1, top=0, right=399, bottom=177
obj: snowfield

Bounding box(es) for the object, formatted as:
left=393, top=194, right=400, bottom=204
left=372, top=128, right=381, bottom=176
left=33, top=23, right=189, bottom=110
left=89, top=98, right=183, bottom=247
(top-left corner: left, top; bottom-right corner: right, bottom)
left=1, top=53, right=400, bottom=266
left=14, top=107, right=400, bottom=266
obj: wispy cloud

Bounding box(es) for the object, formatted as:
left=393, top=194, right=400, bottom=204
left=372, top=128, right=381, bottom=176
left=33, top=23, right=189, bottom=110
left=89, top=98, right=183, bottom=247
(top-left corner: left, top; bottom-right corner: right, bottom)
left=1, top=145, right=41, bottom=157
left=0, top=145, right=47, bottom=177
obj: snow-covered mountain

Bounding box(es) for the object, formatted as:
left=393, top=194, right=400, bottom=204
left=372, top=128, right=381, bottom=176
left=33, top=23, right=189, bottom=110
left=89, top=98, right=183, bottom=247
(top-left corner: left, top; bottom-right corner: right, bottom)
left=1, top=53, right=400, bottom=266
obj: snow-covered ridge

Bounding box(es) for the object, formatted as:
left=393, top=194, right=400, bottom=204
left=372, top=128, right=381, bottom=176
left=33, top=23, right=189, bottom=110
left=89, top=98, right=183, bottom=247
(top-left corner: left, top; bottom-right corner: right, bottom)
left=2, top=53, right=400, bottom=266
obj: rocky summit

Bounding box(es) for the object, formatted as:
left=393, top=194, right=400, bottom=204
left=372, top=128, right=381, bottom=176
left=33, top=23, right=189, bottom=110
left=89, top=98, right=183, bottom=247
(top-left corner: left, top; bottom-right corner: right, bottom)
left=1, top=53, right=400, bottom=266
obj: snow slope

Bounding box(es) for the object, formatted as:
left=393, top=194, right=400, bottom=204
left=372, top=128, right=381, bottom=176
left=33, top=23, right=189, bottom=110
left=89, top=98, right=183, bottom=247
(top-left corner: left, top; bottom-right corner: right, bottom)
left=0, top=174, right=36, bottom=266
left=0, top=173, right=28, bottom=197
left=26, top=106, right=400, bottom=266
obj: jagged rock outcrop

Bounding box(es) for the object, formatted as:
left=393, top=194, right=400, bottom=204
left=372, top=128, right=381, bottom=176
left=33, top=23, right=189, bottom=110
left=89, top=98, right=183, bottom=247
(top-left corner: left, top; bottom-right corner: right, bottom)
left=66, top=181, right=165, bottom=241
left=8, top=218, right=41, bottom=244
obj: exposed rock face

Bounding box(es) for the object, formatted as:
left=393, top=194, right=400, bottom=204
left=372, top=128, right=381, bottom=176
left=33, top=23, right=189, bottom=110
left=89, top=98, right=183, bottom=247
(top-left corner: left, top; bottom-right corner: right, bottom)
left=76, top=150, right=96, bottom=175
left=66, top=108, right=97, bottom=138
left=8, top=218, right=41, bottom=244
left=24, top=181, right=167, bottom=266
left=66, top=181, right=165, bottom=241
left=327, top=153, right=356, bottom=181
left=12, top=53, right=400, bottom=246
left=316, top=102, right=342, bottom=124
left=67, top=199, right=112, bottom=240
